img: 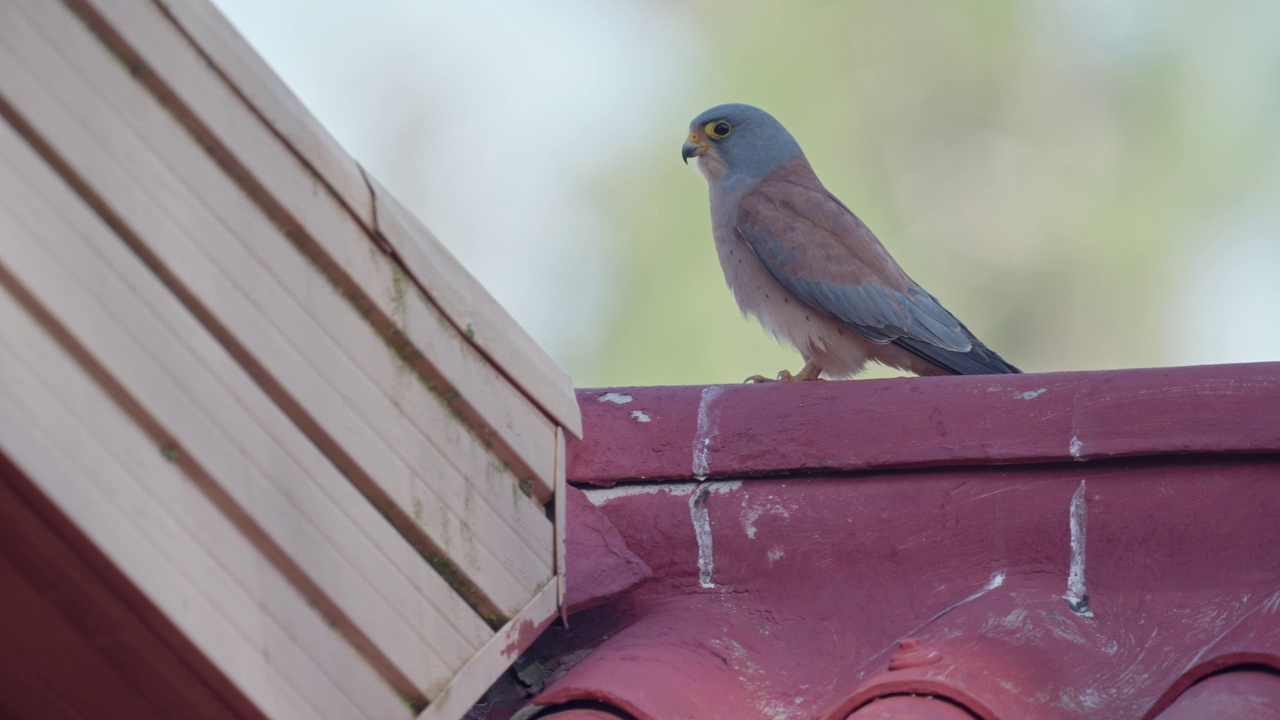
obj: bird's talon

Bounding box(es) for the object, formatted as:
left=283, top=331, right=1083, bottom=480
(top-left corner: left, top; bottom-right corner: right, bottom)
left=744, top=374, right=774, bottom=384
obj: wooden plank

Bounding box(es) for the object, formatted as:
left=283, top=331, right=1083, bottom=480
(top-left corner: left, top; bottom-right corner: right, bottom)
left=567, top=365, right=1280, bottom=485
left=150, top=0, right=375, bottom=228
left=555, top=427, right=568, bottom=615
left=0, top=116, right=491, bottom=700
left=24, top=0, right=552, bottom=571
left=70, top=0, right=567, bottom=499
left=10, top=0, right=553, bottom=614
left=418, top=582, right=562, bottom=720
left=1, top=0, right=554, bottom=620
left=367, top=174, right=584, bottom=438
left=0, top=154, right=427, bottom=712
left=65, top=0, right=558, bottom=507
left=152, top=0, right=582, bottom=439
left=0, top=293, right=394, bottom=720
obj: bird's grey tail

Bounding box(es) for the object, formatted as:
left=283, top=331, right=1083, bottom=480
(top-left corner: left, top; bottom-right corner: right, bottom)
left=894, top=334, right=1022, bottom=375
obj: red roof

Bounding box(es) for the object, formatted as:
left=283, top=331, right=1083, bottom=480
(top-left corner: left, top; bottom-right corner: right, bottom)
left=470, top=363, right=1280, bottom=720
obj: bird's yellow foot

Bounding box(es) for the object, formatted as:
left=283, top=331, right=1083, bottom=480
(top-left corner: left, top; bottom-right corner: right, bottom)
left=744, top=361, right=823, bottom=383
left=793, top=360, right=824, bottom=381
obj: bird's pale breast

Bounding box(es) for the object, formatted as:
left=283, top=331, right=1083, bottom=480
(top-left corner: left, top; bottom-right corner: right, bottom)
left=709, top=187, right=947, bottom=378
left=708, top=190, right=863, bottom=377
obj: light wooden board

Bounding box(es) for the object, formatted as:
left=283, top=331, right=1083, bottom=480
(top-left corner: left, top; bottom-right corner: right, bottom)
left=2, top=0, right=554, bottom=620
left=0, top=290, right=404, bottom=720
left=418, top=582, right=562, bottom=720
left=15, top=0, right=555, bottom=593
left=151, top=0, right=375, bottom=228
left=555, top=427, right=569, bottom=613
left=70, top=0, right=567, bottom=501
left=0, top=113, right=493, bottom=701
left=367, top=174, right=584, bottom=438
left=153, top=0, right=582, bottom=439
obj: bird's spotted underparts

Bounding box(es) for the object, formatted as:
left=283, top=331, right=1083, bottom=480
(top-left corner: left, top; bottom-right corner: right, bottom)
left=682, top=103, right=1021, bottom=381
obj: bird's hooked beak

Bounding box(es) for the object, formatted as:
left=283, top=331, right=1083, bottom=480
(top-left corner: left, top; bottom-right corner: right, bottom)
left=682, top=133, right=708, bottom=164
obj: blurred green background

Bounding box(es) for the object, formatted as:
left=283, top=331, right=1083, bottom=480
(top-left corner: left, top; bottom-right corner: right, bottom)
left=213, top=0, right=1280, bottom=388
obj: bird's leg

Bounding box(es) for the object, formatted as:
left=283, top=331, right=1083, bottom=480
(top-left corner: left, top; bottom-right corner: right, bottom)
left=744, top=359, right=824, bottom=383
left=793, top=359, right=824, bottom=381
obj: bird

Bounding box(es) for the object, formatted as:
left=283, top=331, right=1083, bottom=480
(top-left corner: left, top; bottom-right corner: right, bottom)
left=681, top=103, right=1021, bottom=381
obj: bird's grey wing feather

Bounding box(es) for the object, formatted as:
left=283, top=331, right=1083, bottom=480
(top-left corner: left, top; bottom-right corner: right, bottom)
left=735, top=177, right=1021, bottom=374
left=734, top=179, right=971, bottom=351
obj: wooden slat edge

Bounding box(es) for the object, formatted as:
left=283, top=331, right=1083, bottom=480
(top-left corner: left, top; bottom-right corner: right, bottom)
left=0, top=106, right=483, bottom=701
left=73, top=0, right=564, bottom=502
left=155, top=0, right=583, bottom=439
left=0, top=0, right=499, bottom=651
left=555, top=427, right=568, bottom=620
left=367, top=171, right=584, bottom=438
left=21, top=0, right=553, bottom=617
left=417, top=582, right=561, bottom=720
left=152, top=0, right=374, bottom=228
left=0, top=293, right=398, bottom=720
left=35, top=0, right=554, bottom=592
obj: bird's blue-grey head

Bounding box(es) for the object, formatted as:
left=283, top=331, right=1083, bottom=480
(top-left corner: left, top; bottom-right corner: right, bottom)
left=682, top=103, right=805, bottom=187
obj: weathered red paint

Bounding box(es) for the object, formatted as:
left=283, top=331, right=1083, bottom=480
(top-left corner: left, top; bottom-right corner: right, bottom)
left=568, top=363, right=1280, bottom=485
left=490, top=363, right=1280, bottom=720
left=503, top=614, right=559, bottom=662
left=1152, top=669, right=1280, bottom=719
left=848, top=694, right=977, bottom=719
left=563, top=485, right=652, bottom=615
left=887, top=638, right=943, bottom=671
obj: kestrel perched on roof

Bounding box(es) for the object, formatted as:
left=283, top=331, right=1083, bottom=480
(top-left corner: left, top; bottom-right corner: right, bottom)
left=683, top=103, right=1021, bottom=381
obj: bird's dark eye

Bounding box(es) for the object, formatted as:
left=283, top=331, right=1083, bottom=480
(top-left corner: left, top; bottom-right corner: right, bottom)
left=705, top=120, right=732, bottom=139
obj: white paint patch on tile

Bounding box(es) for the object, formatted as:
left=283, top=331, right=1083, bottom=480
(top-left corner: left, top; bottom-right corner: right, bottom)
left=581, top=479, right=740, bottom=506
left=591, top=480, right=742, bottom=587
left=997, top=607, right=1029, bottom=631
left=903, top=570, right=1007, bottom=638
left=741, top=496, right=795, bottom=539
left=581, top=483, right=671, bottom=506
left=1065, top=479, right=1093, bottom=617
left=1016, top=388, right=1047, bottom=400
left=597, top=392, right=633, bottom=404
left=1263, top=590, right=1280, bottom=614
left=691, top=385, right=726, bottom=479
left=954, top=570, right=1006, bottom=610
left=1068, top=435, right=1084, bottom=461
left=708, top=479, right=743, bottom=494
left=767, top=547, right=785, bottom=562
left=939, top=571, right=1005, bottom=617
left=758, top=699, right=791, bottom=720
left=689, top=483, right=715, bottom=588
left=630, top=410, right=651, bottom=423
left=979, top=570, right=1006, bottom=595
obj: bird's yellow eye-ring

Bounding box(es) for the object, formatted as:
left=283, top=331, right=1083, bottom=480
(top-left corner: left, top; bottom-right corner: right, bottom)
left=705, top=120, right=732, bottom=139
